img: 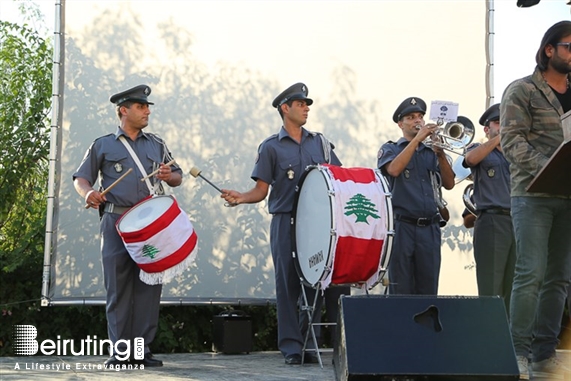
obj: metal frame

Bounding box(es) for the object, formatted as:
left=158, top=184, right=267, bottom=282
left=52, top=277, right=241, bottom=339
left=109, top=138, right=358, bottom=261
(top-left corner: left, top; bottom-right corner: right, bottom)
left=41, top=0, right=65, bottom=307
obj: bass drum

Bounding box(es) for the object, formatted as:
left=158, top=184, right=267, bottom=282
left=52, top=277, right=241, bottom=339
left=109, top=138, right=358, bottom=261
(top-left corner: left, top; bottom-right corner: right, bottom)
left=291, top=164, right=393, bottom=290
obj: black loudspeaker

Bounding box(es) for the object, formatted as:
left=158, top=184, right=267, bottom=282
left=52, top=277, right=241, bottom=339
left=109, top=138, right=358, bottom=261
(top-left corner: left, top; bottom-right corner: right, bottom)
left=334, top=295, right=519, bottom=381
left=212, top=310, right=252, bottom=354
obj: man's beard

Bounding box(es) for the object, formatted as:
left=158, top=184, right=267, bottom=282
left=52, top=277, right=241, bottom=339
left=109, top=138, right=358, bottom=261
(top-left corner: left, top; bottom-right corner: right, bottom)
left=551, top=54, right=571, bottom=75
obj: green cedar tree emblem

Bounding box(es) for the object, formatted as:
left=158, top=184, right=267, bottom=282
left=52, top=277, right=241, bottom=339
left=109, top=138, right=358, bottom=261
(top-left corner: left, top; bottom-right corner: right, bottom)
left=142, top=244, right=160, bottom=259
left=344, top=193, right=380, bottom=224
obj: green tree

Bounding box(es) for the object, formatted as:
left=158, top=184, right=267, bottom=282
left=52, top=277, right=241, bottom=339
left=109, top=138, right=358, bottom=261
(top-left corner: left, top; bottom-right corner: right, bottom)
left=0, top=19, right=52, bottom=268
left=0, top=11, right=53, bottom=352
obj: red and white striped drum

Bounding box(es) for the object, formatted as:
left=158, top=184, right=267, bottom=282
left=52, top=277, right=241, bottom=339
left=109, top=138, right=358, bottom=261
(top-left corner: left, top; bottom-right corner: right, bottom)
left=116, top=195, right=198, bottom=285
left=291, top=164, right=393, bottom=290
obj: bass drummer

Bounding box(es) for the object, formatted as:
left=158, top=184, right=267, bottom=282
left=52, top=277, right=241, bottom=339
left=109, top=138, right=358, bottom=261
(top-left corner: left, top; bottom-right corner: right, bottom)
left=73, top=84, right=182, bottom=367
left=377, top=97, right=455, bottom=295
left=221, top=82, right=350, bottom=365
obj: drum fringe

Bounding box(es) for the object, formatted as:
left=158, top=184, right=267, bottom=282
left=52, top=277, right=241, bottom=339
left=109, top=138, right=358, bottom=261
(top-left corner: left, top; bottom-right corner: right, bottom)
left=138, top=248, right=198, bottom=285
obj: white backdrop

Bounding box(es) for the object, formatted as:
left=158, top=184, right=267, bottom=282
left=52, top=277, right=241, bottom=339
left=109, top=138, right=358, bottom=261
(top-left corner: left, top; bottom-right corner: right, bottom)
left=35, top=0, right=568, bottom=304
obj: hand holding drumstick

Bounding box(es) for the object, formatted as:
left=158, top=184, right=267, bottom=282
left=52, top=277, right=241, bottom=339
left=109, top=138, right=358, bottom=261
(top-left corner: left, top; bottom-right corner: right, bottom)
left=140, top=159, right=176, bottom=183
left=189, top=166, right=238, bottom=207
left=84, top=168, right=133, bottom=209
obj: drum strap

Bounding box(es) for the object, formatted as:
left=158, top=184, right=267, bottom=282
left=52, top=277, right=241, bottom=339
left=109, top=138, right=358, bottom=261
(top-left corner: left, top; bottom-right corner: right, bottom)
left=119, top=136, right=159, bottom=195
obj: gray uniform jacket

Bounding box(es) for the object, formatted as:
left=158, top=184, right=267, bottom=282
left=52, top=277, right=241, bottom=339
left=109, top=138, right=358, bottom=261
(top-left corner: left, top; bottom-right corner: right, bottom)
left=252, top=127, right=340, bottom=213
left=377, top=138, right=440, bottom=218
left=464, top=143, right=511, bottom=210
left=73, top=127, right=182, bottom=205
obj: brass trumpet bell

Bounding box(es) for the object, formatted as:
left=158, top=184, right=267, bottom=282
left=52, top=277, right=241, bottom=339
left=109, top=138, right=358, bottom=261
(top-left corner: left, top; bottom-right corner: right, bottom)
left=452, top=155, right=472, bottom=184
left=463, top=183, right=477, bottom=217
left=442, top=116, right=475, bottom=151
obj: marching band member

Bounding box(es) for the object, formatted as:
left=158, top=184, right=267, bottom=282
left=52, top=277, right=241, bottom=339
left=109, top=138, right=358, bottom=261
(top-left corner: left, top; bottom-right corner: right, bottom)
left=220, top=83, right=349, bottom=365
left=462, top=103, right=515, bottom=314
left=73, top=84, right=182, bottom=367
left=377, top=97, right=454, bottom=295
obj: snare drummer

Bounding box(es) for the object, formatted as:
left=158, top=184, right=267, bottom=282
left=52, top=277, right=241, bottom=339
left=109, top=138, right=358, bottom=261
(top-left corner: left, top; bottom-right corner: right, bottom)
left=73, top=84, right=182, bottom=367
left=220, top=82, right=350, bottom=365
left=377, top=97, right=455, bottom=295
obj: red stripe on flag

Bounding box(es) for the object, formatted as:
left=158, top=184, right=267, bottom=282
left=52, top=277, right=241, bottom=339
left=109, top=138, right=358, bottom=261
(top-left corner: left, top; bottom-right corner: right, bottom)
left=119, top=201, right=182, bottom=243
left=331, top=236, right=383, bottom=285
left=324, top=164, right=377, bottom=184
left=138, top=230, right=198, bottom=273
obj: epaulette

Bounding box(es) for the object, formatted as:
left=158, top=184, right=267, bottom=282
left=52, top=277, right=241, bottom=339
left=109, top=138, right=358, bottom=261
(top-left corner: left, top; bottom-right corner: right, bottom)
left=258, top=133, right=279, bottom=149
left=93, top=133, right=115, bottom=142
left=308, top=130, right=336, bottom=148
left=144, top=131, right=165, bottom=143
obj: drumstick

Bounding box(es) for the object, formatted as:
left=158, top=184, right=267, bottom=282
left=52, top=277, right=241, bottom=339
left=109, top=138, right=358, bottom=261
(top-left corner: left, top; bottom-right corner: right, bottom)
left=189, top=166, right=223, bottom=193
left=140, top=159, right=177, bottom=182
left=84, top=168, right=133, bottom=209
left=190, top=166, right=237, bottom=207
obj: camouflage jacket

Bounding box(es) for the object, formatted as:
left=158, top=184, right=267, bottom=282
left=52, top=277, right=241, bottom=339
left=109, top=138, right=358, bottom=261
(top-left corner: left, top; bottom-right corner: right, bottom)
left=500, top=66, right=571, bottom=198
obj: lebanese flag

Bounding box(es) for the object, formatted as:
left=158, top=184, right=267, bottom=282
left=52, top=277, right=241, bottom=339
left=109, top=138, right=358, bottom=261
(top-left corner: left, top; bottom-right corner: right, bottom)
left=117, top=195, right=198, bottom=285
left=322, top=164, right=387, bottom=289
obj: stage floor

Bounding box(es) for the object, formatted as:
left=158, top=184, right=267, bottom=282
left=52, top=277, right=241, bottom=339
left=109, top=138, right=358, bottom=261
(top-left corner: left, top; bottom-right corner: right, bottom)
left=1, top=350, right=569, bottom=380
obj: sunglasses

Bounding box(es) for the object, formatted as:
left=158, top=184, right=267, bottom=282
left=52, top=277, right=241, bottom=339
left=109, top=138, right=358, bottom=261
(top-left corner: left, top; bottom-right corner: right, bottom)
left=556, top=42, right=571, bottom=52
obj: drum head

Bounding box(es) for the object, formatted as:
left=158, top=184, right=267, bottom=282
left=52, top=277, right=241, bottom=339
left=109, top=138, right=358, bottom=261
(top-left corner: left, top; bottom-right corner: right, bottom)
left=292, top=167, right=334, bottom=287
left=117, top=196, right=174, bottom=233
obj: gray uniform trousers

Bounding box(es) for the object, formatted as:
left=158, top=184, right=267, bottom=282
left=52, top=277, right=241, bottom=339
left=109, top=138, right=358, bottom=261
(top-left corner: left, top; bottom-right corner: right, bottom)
left=473, top=213, right=516, bottom=315
left=270, top=213, right=305, bottom=357
left=388, top=220, right=441, bottom=295
left=100, top=212, right=162, bottom=355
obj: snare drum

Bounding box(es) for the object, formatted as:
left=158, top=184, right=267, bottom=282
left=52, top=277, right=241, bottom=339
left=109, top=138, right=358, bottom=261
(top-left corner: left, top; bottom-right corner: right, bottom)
left=292, top=164, right=393, bottom=290
left=116, top=195, right=198, bottom=285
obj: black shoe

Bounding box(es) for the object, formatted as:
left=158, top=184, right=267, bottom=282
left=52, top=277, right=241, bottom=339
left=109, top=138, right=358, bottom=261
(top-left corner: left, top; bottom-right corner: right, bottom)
left=104, top=356, right=128, bottom=366
left=284, top=354, right=302, bottom=365
left=303, top=353, right=319, bottom=364
left=133, top=353, right=163, bottom=367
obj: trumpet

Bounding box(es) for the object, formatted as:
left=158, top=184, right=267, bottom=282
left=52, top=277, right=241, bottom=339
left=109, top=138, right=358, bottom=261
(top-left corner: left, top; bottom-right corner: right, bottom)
left=463, top=183, right=477, bottom=217
left=416, top=116, right=475, bottom=155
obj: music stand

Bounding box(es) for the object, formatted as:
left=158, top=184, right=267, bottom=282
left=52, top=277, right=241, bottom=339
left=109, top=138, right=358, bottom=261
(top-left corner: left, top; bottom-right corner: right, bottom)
left=526, top=110, right=571, bottom=195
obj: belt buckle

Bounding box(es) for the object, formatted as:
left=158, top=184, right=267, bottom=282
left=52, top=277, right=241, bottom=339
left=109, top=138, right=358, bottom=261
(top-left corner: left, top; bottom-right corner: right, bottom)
left=104, top=203, right=114, bottom=213
left=417, top=218, right=429, bottom=227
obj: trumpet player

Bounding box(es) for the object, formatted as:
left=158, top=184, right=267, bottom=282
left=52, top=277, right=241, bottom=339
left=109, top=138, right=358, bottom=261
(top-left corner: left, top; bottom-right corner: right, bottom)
left=462, top=103, right=515, bottom=315
left=377, top=97, right=454, bottom=295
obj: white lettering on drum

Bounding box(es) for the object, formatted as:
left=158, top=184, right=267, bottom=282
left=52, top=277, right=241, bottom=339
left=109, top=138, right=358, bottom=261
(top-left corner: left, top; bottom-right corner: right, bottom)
left=308, top=250, right=324, bottom=269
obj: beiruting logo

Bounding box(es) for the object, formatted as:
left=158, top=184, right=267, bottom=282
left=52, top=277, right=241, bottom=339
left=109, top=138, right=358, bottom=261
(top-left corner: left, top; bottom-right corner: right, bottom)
left=12, top=325, right=145, bottom=371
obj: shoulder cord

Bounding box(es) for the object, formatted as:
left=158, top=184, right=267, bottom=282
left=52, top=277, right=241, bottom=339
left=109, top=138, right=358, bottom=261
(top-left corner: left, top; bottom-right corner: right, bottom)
left=118, top=136, right=158, bottom=195
left=148, top=133, right=175, bottom=163
left=318, top=133, right=332, bottom=164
